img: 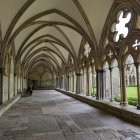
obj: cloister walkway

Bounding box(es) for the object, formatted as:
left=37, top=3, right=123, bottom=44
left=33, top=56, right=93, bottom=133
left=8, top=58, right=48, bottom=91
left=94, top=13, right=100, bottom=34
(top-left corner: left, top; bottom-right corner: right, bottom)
left=0, top=90, right=140, bottom=140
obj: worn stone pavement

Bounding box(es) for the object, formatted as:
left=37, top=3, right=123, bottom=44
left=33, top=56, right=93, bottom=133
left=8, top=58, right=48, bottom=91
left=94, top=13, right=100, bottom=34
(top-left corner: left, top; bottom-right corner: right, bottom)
left=0, top=90, right=140, bottom=140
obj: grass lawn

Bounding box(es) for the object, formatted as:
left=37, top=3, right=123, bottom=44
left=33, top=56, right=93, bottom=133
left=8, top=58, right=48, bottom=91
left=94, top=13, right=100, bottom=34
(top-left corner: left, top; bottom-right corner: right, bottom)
left=91, top=86, right=138, bottom=106
left=126, top=86, right=137, bottom=98
left=91, top=86, right=137, bottom=99
left=117, top=86, right=137, bottom=98
left=115, top=86, right=138, bottom=106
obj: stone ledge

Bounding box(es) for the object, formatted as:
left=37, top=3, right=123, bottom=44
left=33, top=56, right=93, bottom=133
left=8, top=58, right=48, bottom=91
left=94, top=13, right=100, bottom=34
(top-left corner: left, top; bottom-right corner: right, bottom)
left=0, top=94, right=21, bottom=116
left=56, top=89, right=140, bottom=126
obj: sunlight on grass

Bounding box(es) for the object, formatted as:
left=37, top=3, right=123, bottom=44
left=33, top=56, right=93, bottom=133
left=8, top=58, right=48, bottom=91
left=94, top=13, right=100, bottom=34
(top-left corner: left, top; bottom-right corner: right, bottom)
left=126, top=87, right=137, bottom=97
left=117, top=86, right=137, bottom=98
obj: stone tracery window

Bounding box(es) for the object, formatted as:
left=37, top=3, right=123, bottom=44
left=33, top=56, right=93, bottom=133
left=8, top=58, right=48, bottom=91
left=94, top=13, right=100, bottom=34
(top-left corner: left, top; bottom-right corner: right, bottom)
left=111, top=10, right=132, bottom=42
left=108, top=50, right=113, bottom=58
left=125, top=55, right=136, bottom=85
left=84, top=42, right=91, bottom=58
left=132, top=39, right=140, bottom=50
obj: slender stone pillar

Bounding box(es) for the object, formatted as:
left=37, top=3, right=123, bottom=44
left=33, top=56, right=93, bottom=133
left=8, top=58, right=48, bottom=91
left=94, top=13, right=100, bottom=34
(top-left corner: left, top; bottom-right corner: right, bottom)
left=119, top=66, right=127, bottom=105
left=72, top=73, right=74, bottom=92
left=80, top=73, right=82, bottom=93
left=56, top=78, right=58, bottom=88
left=86, top=67, right=90, bottom=96
left=69, top=74, right=71, bottom=91
left=0, top=68, right=3, bottom=105
left=103, top=69, right=106, bottom=100
left=58, top=77, right=59, bottom=88
left=57, top=77, right=59, bottom=88
left=76, top=73, right=81, bottom=94
left=14, top=73, right=16, bottom=96
left=96, top=70, right=100, bottom=100
left=109, top=67, right=113, bottom=102
left=135, top=63, right=140, bottom=109
left=60, top=77, right=63, bottom=89
left=91, top=67, right=95, bottom=96
left=82, top=68, right=85, bottom=94
left=63, top=76, right=65, bottom=90
left=66, top=75, right=69, bottom=91
left=96, top=69, right=106, bottom=100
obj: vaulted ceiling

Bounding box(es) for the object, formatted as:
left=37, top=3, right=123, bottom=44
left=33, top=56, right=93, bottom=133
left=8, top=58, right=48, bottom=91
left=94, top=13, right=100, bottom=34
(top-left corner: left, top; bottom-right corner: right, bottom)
left=0, top=0, right=114, bottom=74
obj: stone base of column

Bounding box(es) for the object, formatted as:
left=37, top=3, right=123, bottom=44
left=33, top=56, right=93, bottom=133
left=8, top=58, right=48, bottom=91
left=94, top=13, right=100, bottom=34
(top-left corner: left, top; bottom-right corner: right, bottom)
left=120, top=101, right=128, bottom=106
left=86, top=94, right=90, bottom=96
left=137, top=104, right=140, bottom=110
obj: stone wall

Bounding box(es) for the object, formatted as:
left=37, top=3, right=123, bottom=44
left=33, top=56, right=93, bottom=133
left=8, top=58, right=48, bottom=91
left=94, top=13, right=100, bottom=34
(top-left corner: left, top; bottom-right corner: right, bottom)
left=29, top=65, right=55, bottom=89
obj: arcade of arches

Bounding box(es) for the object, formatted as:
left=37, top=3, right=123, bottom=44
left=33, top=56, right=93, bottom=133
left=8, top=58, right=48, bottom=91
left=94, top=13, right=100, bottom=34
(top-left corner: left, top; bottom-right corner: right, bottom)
left=0, top=0, right=140, bottom=127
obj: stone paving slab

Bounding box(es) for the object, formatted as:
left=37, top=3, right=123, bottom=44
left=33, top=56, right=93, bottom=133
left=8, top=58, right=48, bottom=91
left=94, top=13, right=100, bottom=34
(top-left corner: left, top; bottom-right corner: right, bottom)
left=70, top=113, right=104, bottom=129
left=0, top=90, right=140, bottom=140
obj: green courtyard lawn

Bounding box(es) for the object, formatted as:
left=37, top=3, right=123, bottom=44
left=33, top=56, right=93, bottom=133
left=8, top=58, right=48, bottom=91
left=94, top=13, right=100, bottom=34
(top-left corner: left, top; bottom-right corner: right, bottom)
left=91, top=86, right=137, bottom=97
left=91, top=86, right=138, bottom=106
left=114, top=86, right=138, bottom=106
left=125, top=86, right=137, bottom=98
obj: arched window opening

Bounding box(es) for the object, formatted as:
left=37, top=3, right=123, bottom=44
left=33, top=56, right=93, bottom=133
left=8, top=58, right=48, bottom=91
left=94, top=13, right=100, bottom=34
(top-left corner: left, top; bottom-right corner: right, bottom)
left=125, top=55, right=137, bottom=106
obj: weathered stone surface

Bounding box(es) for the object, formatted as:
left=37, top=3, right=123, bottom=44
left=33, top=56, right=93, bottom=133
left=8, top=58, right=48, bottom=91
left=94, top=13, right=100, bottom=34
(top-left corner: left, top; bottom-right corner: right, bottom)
left=0, top=90, right=140, bottom=140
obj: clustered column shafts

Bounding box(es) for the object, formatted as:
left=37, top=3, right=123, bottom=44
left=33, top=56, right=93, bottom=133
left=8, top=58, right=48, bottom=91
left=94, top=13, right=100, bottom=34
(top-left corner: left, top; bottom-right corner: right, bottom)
left=91, top=67, right=95, bottom=96
left=96, top=69, right=106, bottom=100
left=120, top=66, right=127, bottom=106
left=135, top=63, right=140, bottom=109
left=82, top=68, right=85, bottom=94
left=58, top=61, right=140, bottom=110
left=109, top=67, right=113, bottom=102
left=86, top=67, right=90, bottom=96
left=72, top=73, right=75, bottom=92
left=76, top=73, right=81, bottom=94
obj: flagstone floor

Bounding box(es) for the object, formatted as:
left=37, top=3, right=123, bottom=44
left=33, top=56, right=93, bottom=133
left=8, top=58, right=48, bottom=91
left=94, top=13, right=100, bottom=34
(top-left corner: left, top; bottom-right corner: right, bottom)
left=0, top=90, right=140, bottom=140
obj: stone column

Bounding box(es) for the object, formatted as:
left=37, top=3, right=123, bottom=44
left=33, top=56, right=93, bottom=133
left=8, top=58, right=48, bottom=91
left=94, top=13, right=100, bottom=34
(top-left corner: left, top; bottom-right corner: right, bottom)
left=119, top=66, right=127, bottom=105
left=96, top=69, right=100, bottom=100
left=91, top=67, right=95, bottom=96
left=72, top=73, right=74, bottom=92
left=62, top=76, right=65, bottom=90
left=14, top=73, right=16, bottom=96
left=86, top=67, right=90, bottom=96
left=57, top=77, right=60, bottom=88
left=109, top=67, right=113, bottom=102
left=135, top=63, right=140, bottom=109
left=80, top=73, right=82, bottom=93
left=69, top=74, right=71, bottom=91
left=0, top=68, right=3, bottom=105
left=127, top=76, right=129, bottom=85
left=76, top=73, right=81, bottom=94
left=103, top=69, right=106, bottom=100
left=96, top=69, right=106, bottom=100
left=66, top=75, right=69, bottom=91
left=82, top=68, right=85, bottom=94
left=58, top=77, right=60, bottom=88
left=60, top=77, right=63, bottom=89
left=56, top=78, right=58, bottom=88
